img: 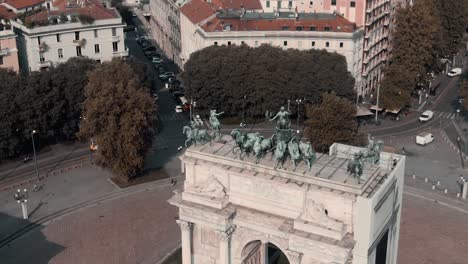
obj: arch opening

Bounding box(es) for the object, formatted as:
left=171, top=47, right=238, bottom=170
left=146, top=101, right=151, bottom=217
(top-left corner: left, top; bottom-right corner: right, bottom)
left=241, top=240, right=290, bottom=264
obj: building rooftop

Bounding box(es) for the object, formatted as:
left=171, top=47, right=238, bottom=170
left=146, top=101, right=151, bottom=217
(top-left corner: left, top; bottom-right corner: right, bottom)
left=3, top=0, right=45, bottom=10
left=212, top=0, right=262, bottom=10
left=0, top=5, right=16, bottom=19
left=182, top=135, right=402, bottom=197
left=21, top=0, right=119, bottom=27
left=201, top=12, right=357, bottom=33
left=179, top=0, right=217, bottom=24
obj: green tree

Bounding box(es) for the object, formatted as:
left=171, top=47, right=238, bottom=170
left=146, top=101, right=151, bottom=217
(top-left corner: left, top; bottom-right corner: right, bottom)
left=380, top=0, right=441, bottom=109
left=78, top=59, right=155, bottom=180
left=435, top=0, right=466, bottom=58
left=304, top=93, right=360, bottom=152
left=183, top=45, right=355, bottom=117
left=0, top=69, right=25, bottom=160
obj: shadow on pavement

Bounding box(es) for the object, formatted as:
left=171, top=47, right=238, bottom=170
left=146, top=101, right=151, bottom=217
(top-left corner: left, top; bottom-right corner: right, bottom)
left=0, top=212, right=65, bottom=264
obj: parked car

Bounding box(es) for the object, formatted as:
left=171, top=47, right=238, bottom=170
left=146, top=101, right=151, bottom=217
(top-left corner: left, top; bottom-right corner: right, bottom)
left=152, top=57, right=164, bottom=64
left=172, top=90, right=185, bottom=97
left=175, top=105, right=183, bottom=113
left=139, top=40, right=151, bottom=47
left=447, top=68, right=462, bottom=77
left=159, top=72, right=176, bottom=80
left=124, top=25, right=136, bottom=32
left=143, top=46, right=156, bottom=52
left=419, top=110, right=434, bottom=122
left=416, top=132, right=434, bottom=145
left=168, top=77, right=181, bottom=86
left=144, top=51, right=158, bottom=58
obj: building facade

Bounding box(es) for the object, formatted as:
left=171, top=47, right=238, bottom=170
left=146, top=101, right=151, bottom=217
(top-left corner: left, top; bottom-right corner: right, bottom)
left=10, top=0, right=127, bottom=72
left=2, top=0, right=50, bottom=13
left=149, top=0, right=186, bottom=66
left=179, top=1, right=364, bottom=91
left=0, top=24, right=20, bottom=72
left=170, top=137, right=405, bottom=264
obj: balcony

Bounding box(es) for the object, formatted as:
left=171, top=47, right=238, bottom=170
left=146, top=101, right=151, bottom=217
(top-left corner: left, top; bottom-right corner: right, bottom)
left=38, top=60, right=51, bottom=68
left=73, top=39, right=87, bottom=46
left=0, top=48, right=9, bottom=56
left=113, top=48, right=129, bottom=57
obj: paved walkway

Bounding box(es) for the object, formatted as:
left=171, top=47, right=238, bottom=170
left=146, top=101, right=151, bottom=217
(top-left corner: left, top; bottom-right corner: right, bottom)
left=0, top=183, right=181, bottom=264
left=398, top=193, right=468, bottom=264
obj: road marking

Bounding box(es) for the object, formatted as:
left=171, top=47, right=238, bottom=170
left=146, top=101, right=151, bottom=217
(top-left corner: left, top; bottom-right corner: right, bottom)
left=417, top=101, right=427, bottom=111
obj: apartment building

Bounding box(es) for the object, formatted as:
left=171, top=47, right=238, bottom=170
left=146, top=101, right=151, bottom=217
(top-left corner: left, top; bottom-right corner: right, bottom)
left=10, top=0, right=127, bottom=72
left=149, top=0, right=186, bottom=66
left=0, top=6, right=19, bottom=72
left=179, top=0, right=364, bottom=90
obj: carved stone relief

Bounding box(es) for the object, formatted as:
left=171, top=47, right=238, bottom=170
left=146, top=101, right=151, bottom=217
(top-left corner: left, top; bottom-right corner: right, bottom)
left=300, top=199, right=342, bottom=230
left=186, top=176, right=226, bottom=198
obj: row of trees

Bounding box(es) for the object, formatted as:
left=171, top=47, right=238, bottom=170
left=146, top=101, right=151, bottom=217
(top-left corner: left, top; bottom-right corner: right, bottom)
left=380, top=0, right=468, bottom=109
left=0, top=58, right=156, bottom=181
left=183, top=45, right=356, bottom=117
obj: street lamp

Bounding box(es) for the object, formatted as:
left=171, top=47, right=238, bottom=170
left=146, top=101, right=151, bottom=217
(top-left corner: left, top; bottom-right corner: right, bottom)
left=457, top=137, right=464, bottom=169
left=241, top=95, right=246, bottom=129
left=31, top=130, right=39, bottom=182
left=190, top=98, right=196, bottom=123
left=458, top=176, right=467, bottom=194
left=287, top=99, right=291, bottom=112
left=375, top=84, right=380, bottom=124
left=456, top=109, right=460, bottom=120
left=14, top=189, right=29, bottom=219
left=295, top=98, right=303, bottom=134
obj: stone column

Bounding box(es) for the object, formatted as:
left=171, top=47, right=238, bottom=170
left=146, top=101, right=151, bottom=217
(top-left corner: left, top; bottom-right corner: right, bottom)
left=217, top=226, right=236, bottom=264
left=177, top=220, right=193, bottom=264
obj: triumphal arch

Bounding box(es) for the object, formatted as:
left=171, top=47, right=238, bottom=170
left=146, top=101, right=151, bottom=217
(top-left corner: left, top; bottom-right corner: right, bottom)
left=170, top=111, right=405, bottom=264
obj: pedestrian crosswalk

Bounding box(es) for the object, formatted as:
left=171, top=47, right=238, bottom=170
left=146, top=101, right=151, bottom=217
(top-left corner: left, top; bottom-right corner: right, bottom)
left=433, top=111, right=457, bottom=119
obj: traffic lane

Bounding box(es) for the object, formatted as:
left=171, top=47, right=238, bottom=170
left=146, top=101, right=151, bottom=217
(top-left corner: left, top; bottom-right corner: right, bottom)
left=433, top=76, right=460, bottom=113
left=369, top=114, right=442, bottom=138
left=378, top=128, right=463, bottom=191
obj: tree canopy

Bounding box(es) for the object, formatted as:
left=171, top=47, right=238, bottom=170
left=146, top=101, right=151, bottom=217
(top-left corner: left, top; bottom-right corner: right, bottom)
left=183, top=45, right=355, bottom=117
left=78, top=59, right=155, bottom=180
left=304, top=93, right=361, bottom=152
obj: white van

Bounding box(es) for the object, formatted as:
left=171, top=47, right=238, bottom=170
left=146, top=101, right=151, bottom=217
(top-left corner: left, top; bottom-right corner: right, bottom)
left=416, top=132, right=434, bottom=145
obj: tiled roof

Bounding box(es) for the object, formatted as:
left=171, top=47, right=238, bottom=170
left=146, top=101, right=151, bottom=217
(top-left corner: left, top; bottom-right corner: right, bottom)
left=3, top=0, right=45, bottom=9
left=0, top=5, right=16, bottom=19
left=211, top=0, right=262, bottom=10
left=25, top=0, right=119, bottom=24
left=201, top=15, right=357, bottom=33
left=179, top=0, right=217, bottom=24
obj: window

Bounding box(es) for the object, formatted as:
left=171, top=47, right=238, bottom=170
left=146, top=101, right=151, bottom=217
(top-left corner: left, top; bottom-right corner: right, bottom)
left=283, top=41, right=287, bottom=46
left=96, top=59, right=101, bottom=63
left=326, top=42, right=330, bottom=47
left=324, top=26, right=331, bottom=31
left=350, top=1, right=355, bottom=7
left=340, top=42, right=344, bottom=48
left=254, top=41, right=258, bottom=47
left=112, top=28, right=117, bottom=36
left=75, top=31, right=80, bottom=40
left=39, top=52, right=45, bottom=62
left=214, top=41, right=218, bottom=45
left=37, top=37, right=41, bottom=45
left=277, top=1, right=281, bottom=8
left=228, top=41, right=231, bottom=45
left=281, top=26, right=290, bottom=30
left=76, top=46, right=82, bottom=56
left=309, top=1, right=313, bottom=5
left=58, top=48, right=63, bottom=58
left=95, top=44, right=100, bottom=53
left=112, top=42, right=118, bottom=52
left=288, top=1, right=292, bottom=8
left=296, top=26, right=303, bottom=31
left=309, top=26, right=316, bottom=31
left=0, top=57, right=3, bottom=65
left=312, top=41, right=315, bottom=47
left=241, top=41, right=245, bottom=44
left=266, top=0, right=270, bottom=7
left=331, top=0, right=336, bottom=5
left=56, top=34, right=61, bottom=42
left=94, top=29, right=98, bottom=38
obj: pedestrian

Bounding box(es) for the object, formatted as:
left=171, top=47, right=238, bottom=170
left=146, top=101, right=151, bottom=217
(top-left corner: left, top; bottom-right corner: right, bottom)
left=402, top=146, right=406, bottom=154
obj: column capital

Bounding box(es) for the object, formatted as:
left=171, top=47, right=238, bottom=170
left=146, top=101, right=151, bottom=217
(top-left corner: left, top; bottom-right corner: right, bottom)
left=176, top=219, right=193, bottom=231
left=285, top=249, right=303, bottom=264
left=216, top=225, right=236, bottom=241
